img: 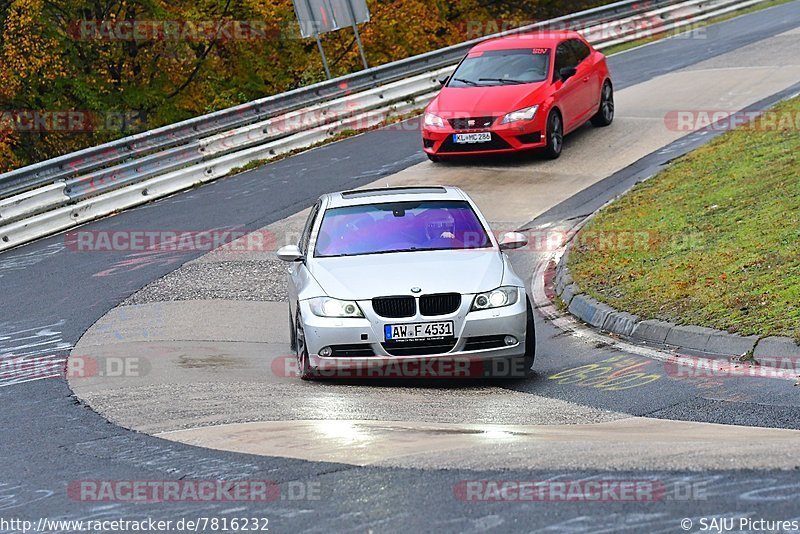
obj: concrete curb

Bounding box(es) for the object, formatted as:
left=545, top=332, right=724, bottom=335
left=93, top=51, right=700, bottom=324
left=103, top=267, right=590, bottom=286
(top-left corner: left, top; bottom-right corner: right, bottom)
left=553, top=249, right=800, bottom=366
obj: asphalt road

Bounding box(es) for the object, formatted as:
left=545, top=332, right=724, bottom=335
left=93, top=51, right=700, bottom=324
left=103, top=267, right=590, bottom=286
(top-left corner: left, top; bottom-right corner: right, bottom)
left=1, top=4, right=800, bottom=532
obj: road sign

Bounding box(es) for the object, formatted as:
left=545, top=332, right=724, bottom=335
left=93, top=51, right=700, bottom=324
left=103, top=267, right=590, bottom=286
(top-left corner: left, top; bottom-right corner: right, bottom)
left=293, top=0, right=371, bottom=79
left=293, top=0, right=370, bottom=38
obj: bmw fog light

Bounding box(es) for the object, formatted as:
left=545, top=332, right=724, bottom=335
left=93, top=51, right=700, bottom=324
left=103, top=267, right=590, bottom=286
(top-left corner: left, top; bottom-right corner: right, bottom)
left=319, top=347, right=333, bottom=357
left=504, top=336, right=517, bottom=346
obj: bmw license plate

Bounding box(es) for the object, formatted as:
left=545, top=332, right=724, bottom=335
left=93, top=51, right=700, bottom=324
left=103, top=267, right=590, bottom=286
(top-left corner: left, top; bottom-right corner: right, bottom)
left=385, top=321, right=454, bottom=341
left=453, top=132, right=491, bottom=144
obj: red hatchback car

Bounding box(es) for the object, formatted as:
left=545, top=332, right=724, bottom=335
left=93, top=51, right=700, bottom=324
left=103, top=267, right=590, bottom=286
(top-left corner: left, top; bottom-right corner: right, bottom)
left=422, top=31, right=614, bottom=161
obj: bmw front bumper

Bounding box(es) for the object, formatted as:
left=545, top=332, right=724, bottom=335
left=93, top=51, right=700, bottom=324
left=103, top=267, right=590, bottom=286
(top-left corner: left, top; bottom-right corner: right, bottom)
left=297, top=289, right=528, bottom=378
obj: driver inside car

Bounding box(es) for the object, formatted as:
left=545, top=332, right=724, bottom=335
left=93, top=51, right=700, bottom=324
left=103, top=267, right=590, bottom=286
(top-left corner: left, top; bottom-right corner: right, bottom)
left=423, top=210, right=457, bottom=244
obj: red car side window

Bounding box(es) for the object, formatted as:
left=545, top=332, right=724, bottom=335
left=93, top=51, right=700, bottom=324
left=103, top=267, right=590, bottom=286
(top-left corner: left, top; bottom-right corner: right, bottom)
left=569, top=39, right=592, bottom=64
left=555, top=41, right=578, bottom=79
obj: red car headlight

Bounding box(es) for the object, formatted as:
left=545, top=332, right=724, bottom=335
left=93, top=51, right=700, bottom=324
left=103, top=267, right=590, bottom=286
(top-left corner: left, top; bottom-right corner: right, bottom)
left=501, top=105, right=539, bottom=124
left=424, top=112, right=446, bottom=128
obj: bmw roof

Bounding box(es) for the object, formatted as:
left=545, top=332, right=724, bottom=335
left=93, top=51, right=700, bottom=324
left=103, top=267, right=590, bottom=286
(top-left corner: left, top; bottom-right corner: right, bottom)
left=324, top=186, right=468, bottom=208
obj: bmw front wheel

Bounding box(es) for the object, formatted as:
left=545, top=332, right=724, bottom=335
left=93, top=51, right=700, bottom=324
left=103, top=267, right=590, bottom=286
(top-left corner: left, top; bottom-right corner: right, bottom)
left=295, top=311, right=315, bottom=381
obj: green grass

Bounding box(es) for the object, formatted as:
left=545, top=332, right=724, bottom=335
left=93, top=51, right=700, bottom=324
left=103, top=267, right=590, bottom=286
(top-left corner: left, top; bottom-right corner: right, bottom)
left=568, top=95, right=800, bottom=342
left=602, top=0, right=794, bottom=56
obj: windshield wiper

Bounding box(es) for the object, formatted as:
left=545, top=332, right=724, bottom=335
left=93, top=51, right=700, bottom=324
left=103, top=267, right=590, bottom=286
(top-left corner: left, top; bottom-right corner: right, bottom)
left=451, top=77, right=480, bottom=86
left=478, top=78, right=527, bottom=85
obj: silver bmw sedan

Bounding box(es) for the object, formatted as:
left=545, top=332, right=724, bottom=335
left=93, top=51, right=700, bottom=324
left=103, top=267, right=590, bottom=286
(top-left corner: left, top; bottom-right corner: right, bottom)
left=276, top=186, right=535, bottom=380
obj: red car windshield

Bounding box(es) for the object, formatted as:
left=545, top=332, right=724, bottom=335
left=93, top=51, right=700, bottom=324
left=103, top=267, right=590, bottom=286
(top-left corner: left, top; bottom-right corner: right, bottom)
left=449, top=48, right=551, bottom=87
left=314, top=200, right=492, bottom=257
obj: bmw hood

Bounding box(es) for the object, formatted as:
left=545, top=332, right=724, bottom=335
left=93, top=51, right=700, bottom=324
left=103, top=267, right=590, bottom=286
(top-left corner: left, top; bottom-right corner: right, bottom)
left=308, top=249, right=505, bottom=301
left=430, top=83, right=546, bottom=117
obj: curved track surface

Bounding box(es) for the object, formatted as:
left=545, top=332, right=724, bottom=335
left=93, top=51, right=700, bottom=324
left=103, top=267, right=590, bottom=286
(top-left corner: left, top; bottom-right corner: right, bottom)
left=2, top=5, right=800, bottom=532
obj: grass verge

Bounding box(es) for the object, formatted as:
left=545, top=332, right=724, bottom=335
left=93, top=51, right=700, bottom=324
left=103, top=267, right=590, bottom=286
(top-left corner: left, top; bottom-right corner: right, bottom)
left=568, top=95, right=800, bottom=342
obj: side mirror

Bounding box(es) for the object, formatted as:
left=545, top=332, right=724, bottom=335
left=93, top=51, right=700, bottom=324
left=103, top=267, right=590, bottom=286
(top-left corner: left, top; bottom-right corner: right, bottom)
left=438, top=75, right=450, bottom=86
left=559, top=66, right=577, bottom=82
left=276, top=245, right=304, bottom=262
left=498, top=232, right=528, bottom=251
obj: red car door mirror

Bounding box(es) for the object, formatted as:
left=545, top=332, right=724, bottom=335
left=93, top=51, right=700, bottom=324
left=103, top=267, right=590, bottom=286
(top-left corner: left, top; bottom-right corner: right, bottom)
left=559, top=66, right=578, bottom=81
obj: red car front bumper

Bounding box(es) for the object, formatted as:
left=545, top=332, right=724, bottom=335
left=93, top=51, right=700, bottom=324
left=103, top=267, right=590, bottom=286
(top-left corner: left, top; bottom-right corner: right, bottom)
left=422, top=115, right=547, bottom=157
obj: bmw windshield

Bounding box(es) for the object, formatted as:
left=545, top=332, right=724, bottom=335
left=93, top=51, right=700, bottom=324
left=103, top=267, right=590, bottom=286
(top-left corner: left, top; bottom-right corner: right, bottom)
left=448, top=48, right=551, bottom=87
left=314, top=200, right=492, bottom=257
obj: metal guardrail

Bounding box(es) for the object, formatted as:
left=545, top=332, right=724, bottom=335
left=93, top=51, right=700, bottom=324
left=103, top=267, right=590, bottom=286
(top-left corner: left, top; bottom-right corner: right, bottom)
left=0, top=0, right=768, bottom=252
left=0, top=0, right=687, bottom=199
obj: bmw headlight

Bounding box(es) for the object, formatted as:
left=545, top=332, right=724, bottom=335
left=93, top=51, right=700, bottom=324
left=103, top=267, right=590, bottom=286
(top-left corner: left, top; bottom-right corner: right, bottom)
left=309, top=297, right=364, bottom=318
left=424, top=112, right=445, bottom=128
left=501, top=105, right=539, bottom=124
left=471, top=287, right=519, bottom=311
